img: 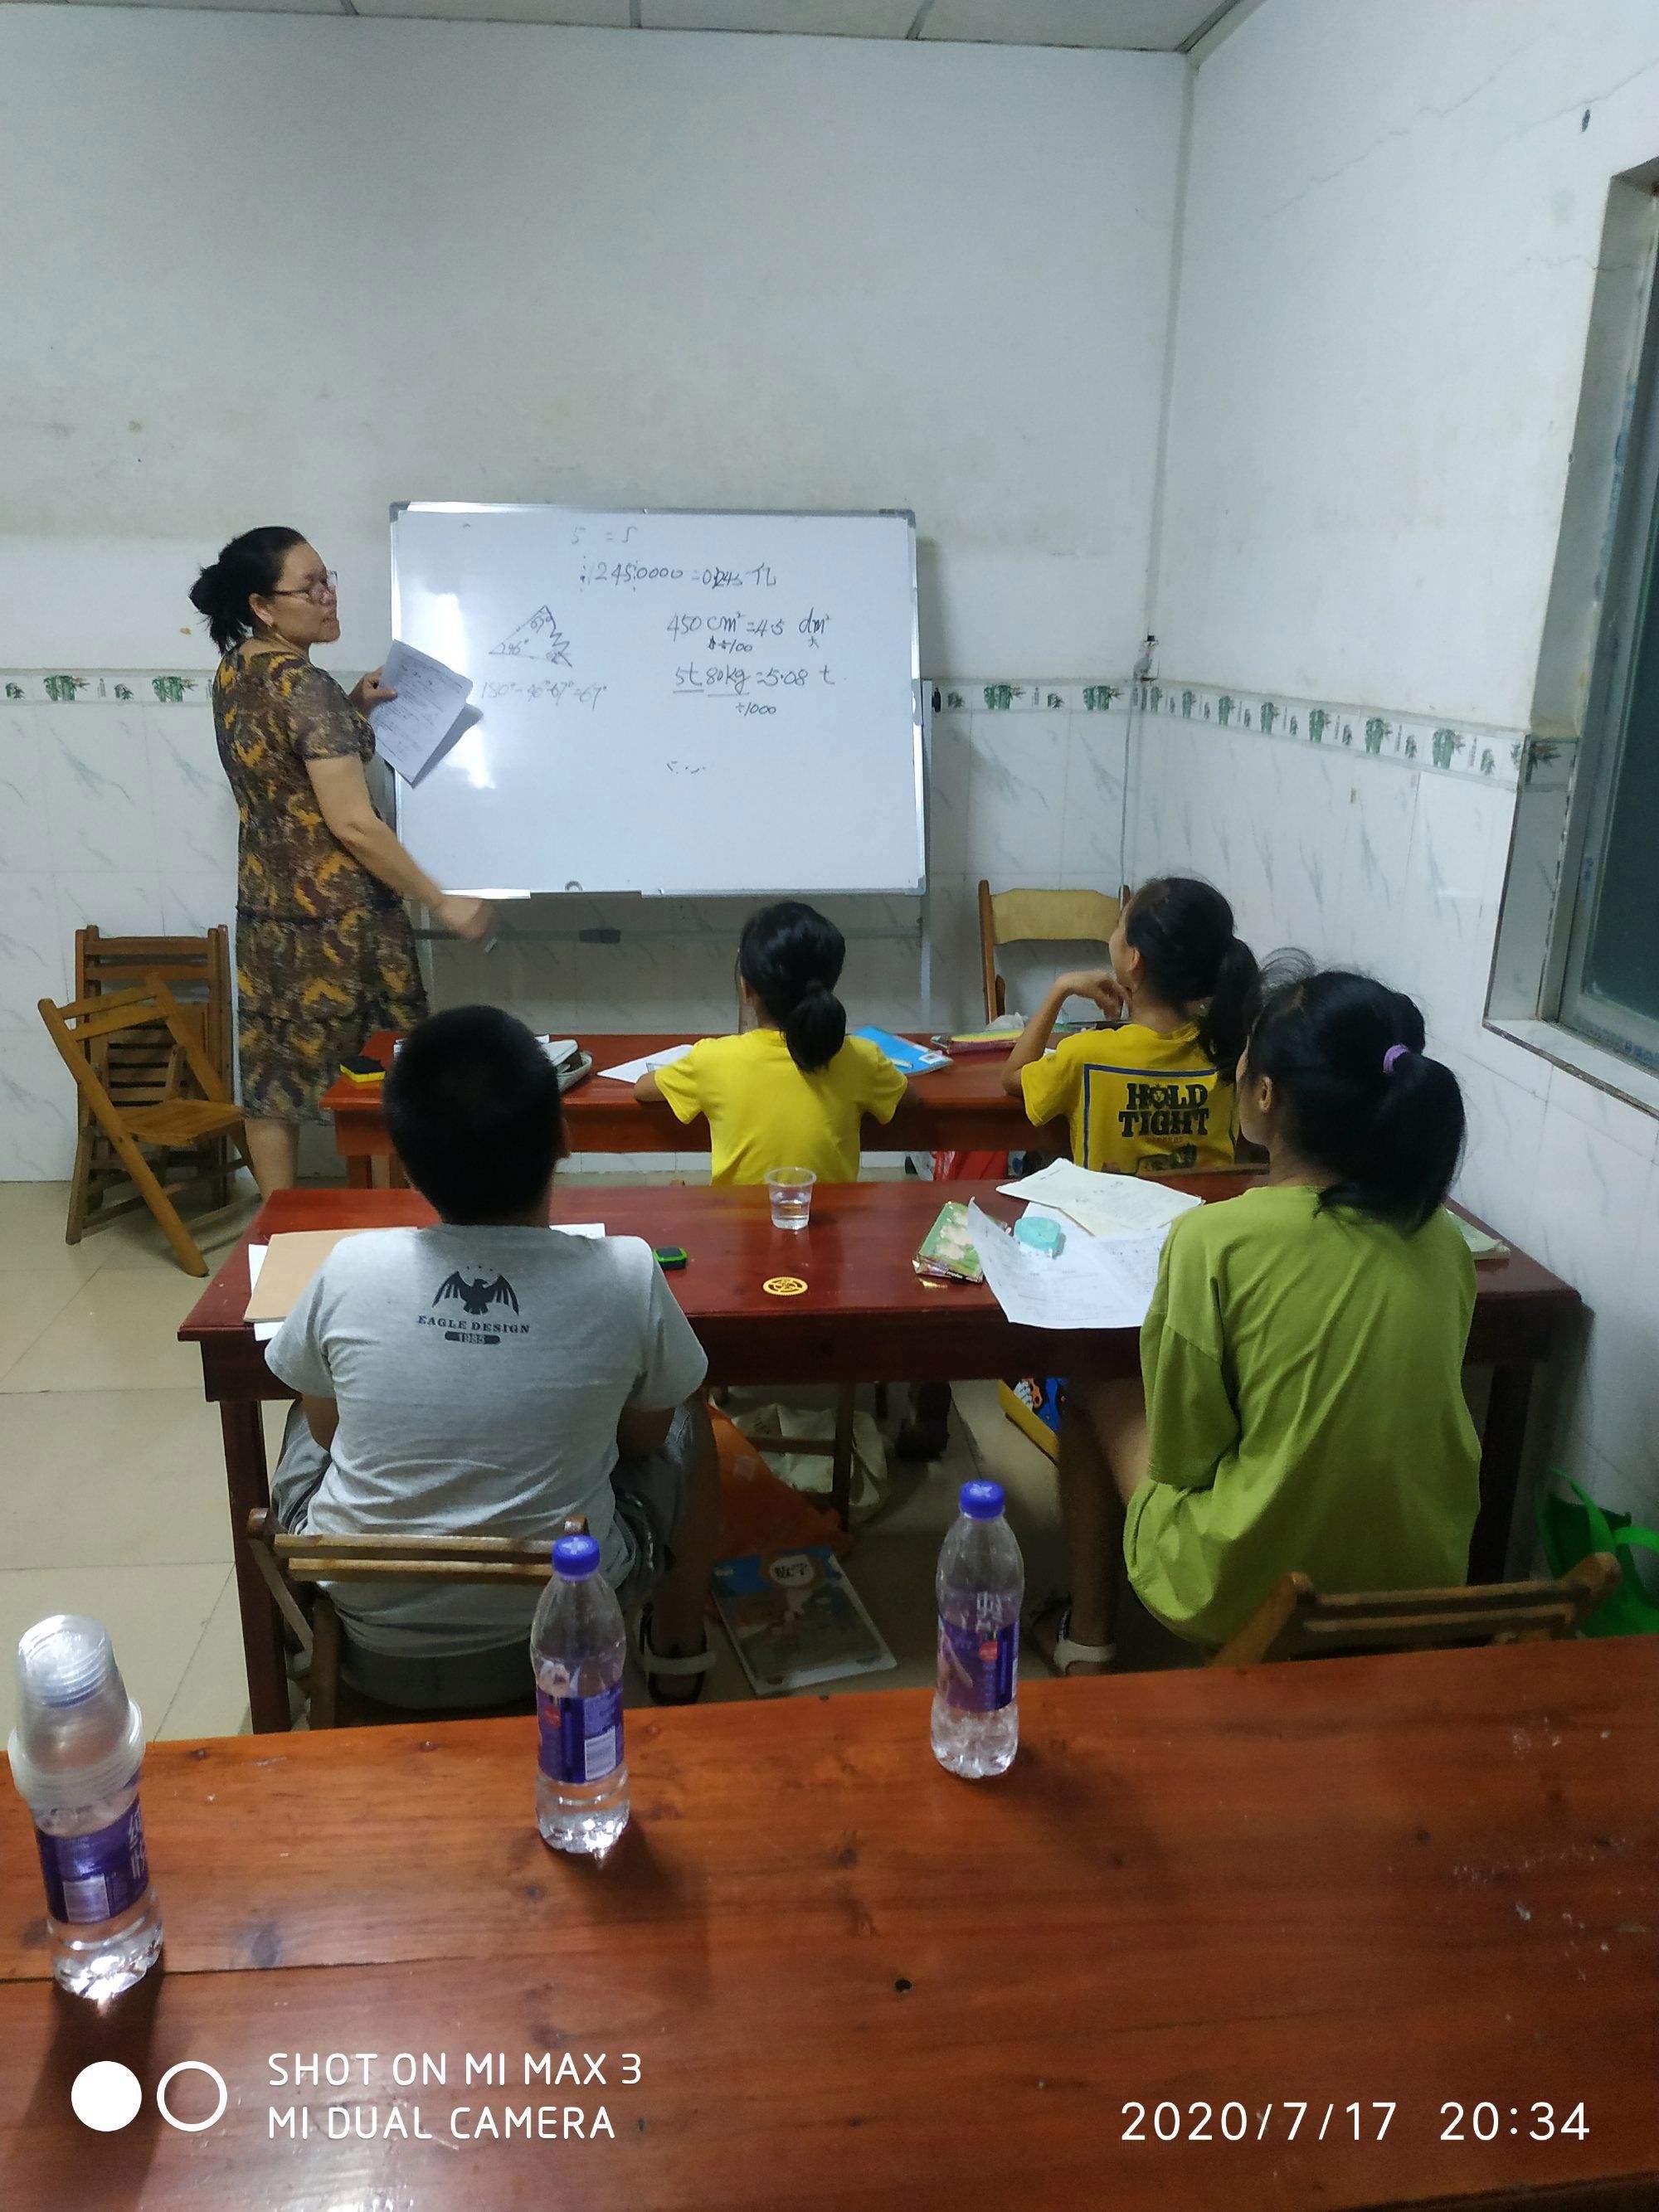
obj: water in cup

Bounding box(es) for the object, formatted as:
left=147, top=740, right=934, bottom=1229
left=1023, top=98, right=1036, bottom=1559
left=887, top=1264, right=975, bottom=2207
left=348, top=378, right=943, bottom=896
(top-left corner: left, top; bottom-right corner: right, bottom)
left=766, top=1166, right=815, bottom=1231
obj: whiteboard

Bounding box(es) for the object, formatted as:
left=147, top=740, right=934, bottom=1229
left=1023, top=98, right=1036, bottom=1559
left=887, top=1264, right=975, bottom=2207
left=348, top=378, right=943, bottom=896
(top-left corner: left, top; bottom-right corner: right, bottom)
left=389, top=504, right=925, bottom=896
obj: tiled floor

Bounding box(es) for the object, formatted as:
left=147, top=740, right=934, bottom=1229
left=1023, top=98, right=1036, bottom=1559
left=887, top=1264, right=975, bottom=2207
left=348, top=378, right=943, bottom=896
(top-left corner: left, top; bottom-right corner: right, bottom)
left=0, top=1176, right=1190, bottom=1747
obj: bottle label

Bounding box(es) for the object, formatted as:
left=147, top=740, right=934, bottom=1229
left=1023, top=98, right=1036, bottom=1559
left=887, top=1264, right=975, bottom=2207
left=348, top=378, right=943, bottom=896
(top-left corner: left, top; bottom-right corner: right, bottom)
left=937, top=1617, right=1018, bottom=1714
left=35, top=1802, right=149, bottom=1926
left=538, top=1683, right=624, bottom=1786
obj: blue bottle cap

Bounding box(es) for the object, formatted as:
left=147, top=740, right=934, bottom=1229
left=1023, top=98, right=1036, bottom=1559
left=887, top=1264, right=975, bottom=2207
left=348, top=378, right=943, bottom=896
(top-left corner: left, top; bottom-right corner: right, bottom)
left=960, top=1480, right=1005, bottom=1520
left=552, top=1534, right=601, bottom=1578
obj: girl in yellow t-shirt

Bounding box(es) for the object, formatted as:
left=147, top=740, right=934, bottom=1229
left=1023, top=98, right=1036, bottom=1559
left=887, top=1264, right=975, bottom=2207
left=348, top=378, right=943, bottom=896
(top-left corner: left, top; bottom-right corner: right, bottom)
left=1001, top=876, right=1260, bottom=1175
left=636, top=900, right=911, bottom=1184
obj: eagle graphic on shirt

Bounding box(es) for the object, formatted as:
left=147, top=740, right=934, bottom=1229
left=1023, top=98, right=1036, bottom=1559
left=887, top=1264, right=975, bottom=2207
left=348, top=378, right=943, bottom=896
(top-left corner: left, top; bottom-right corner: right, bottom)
left=432, top=1272, right=520, bottom=1319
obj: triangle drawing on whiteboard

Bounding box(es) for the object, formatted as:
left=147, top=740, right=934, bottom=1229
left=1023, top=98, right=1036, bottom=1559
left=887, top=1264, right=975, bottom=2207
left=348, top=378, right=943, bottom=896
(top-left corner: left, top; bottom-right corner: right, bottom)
left=490, top=606, right=573, bottom=667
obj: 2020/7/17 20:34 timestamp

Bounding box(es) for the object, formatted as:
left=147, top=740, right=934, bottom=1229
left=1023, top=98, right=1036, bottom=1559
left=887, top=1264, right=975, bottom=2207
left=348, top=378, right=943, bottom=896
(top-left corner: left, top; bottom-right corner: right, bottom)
left=1119, top=2100, right=1588, bottom=2144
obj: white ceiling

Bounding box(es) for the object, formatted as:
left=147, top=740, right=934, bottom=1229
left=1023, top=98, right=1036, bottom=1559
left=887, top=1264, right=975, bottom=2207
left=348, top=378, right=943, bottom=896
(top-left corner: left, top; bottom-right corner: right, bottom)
left=35, top=0, right=1242, bottom=54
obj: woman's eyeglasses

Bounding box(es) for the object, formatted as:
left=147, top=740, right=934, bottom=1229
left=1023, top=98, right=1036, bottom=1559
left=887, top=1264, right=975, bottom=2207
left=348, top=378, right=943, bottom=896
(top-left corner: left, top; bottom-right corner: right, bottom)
left=269, top=571, right=338, bottom=604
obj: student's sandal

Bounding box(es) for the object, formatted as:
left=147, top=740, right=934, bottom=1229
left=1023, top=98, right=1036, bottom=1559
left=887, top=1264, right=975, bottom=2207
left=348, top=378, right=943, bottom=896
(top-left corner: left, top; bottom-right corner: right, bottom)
left=633, top=1604, right=716, bottom=1706
left=1029, top=1597, right=1115, bottom=1678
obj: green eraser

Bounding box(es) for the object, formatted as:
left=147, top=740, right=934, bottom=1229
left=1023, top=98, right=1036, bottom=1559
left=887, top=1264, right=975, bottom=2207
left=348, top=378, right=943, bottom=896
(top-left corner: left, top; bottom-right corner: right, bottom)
left=654, top=1247, right=688, bottom=1271
left=1014, top=1215, right=1065, bottom=1257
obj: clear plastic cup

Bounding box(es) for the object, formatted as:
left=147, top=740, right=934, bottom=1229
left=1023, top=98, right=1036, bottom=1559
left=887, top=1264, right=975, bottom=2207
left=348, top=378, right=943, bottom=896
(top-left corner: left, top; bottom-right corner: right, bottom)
left=766, top=1166, right=816, bottom=1231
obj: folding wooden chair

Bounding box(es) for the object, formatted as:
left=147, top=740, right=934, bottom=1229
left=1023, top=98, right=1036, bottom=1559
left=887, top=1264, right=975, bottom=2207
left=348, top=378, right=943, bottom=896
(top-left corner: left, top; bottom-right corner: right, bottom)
left=66, top=926, right=236, bottom=1245
left=1212, top=1555, right=1623, bottom=1667
left=246, top=1511, right=555, bottom=1728
left=978, top=880, right=1129, bottom=1022
left=39, top=975, right=252, bottom=1276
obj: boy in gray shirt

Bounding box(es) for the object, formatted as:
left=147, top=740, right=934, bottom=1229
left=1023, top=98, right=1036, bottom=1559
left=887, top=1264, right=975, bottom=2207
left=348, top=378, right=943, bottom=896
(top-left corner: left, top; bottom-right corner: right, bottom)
left=268, top=1005, right=718, bottom=1709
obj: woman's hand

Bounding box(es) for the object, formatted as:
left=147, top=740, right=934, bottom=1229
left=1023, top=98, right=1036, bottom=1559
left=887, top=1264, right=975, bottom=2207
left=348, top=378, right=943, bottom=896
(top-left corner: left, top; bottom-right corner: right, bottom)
left=433, top=892, right=498, bottom=943
left=1054, top=969, right=1125, bottom=1020
left=349, top=668, right=397, bottom=715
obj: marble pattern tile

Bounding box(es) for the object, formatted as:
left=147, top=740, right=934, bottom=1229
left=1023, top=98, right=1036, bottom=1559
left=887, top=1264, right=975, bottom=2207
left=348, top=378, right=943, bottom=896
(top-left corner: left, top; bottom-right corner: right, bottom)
left=162, top=871, right=238, bottom=940
left=0, top=709, right=47, bottom=875
left=0, top=1024, right=78, bottom=1180
left=144, top=707, right=239, bottom=874
left=1525, top=1111, right=1659, bottom=1504
left=37, top=711, right=158, bottom=874
left=55, top=873, right=168, bottom=946
left=1059, top=713, right=1128, bottom=891
left=961, top=711, right=1068, bottom=885
left=1443, top=1050, right=1548, bottom=1252
left=0, top=873, right=67, bottom=1028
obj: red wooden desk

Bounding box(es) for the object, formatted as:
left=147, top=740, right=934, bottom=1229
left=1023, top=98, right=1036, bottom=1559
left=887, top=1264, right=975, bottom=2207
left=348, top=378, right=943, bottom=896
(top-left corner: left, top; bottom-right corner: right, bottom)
left=179, top=1178, right=1579, bottom=1734
left=3, top=1642, right=1656, bottom=2210
left=323, top=1029, right=1050, bottom=1182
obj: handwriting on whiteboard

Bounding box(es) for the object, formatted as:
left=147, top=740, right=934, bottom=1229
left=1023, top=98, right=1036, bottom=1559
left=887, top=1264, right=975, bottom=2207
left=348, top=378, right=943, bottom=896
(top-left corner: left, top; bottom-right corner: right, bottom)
left=491, top=605, right=574, bottom=667
left=479, top=678, right=608, bottom=711
left=577, top=559, right=779, bottom=591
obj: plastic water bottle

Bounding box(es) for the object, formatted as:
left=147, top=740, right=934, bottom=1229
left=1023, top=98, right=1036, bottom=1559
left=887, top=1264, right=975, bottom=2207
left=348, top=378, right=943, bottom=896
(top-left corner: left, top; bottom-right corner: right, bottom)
left=531, top=1535, right=630, bottom=1857
left=932, top=1480, right=1024, bottom=1778
left=9, top=1615, right=163, bottom=1998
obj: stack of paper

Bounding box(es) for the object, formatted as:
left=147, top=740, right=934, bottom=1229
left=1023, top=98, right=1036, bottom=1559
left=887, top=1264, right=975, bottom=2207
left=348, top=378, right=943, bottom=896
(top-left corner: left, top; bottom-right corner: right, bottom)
left=998, top=1159, right=1203, bottom=1242
left=368, top=641, right=477, bottom=786
left=967, top=1203, right=1167, bottom=1332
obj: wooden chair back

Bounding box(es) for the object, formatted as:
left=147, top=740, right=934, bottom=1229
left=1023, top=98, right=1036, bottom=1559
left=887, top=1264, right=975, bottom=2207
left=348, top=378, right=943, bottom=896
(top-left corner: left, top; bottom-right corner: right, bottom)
left=75, top=925, right=231, bottom=1108
left=1212, top=1555, right=1623, bottom=1667
left=246, top=1512, right=557, bottom=1728
left=39, top=975, right=246, bottom=1274
left=65, top=927, right=236, bottom=1248
left=978, top=880, right=1127, bottom=1020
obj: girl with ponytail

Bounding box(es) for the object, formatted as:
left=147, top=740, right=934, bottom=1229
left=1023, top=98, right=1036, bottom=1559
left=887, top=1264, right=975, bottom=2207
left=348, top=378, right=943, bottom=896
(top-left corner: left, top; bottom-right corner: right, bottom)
left=635, top=901, right=912, bottom=1184
left=1003, top=877, right=1260, bottom=1177
left=1039, top=960, right=1481, bottom=1678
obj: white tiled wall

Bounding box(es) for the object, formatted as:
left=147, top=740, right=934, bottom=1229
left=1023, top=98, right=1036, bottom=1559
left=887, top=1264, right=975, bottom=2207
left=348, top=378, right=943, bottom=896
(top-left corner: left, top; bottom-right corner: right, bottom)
left=0, top=693, right=239, bottom=1180
left=1131, top=707, right=1659, bottom=1534
left=0, top=685, right=1131, bottom=1180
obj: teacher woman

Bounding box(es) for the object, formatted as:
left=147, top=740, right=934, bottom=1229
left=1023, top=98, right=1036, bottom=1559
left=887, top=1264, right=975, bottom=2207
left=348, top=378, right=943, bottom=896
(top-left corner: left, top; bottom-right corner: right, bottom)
left=189, top=527, right=494, bottom=1195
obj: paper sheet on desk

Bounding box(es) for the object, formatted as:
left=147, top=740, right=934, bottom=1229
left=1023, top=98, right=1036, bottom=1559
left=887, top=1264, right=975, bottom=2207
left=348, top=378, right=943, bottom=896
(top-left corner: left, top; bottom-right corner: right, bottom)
left=369, top=641, right=475, bottom=785
left=967, top=1203, right=1168, bottom=1330
left=997, top=1159, right=1203, bottom=1242
left=598, top=1043, right=694, bottom=1084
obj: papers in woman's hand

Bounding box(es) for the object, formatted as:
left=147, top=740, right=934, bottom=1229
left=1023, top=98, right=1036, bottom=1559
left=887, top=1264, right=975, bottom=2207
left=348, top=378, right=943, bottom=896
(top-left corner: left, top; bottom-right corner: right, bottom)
left=997, top=1159, right=1202, bottom=1241
left=966, top=1202, right=1167, bottom=1330
left=369, top=641, right=476, bottom=785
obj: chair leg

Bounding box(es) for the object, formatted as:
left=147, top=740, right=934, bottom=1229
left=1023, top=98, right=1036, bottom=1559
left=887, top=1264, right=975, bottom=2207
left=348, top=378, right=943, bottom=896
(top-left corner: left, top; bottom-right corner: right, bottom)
left=309, top=1597, right=341, bottom=1730
left=103, top=1127, right=209, bottom=1275
left=831, top=1384, right=858, bottom=1530
left=65, top=1123, right=95, bottom=1246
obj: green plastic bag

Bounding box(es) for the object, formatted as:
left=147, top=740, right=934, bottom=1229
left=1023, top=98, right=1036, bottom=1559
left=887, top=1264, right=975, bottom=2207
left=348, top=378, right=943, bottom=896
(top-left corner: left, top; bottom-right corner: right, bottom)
left=1535, top=1474, right=1659, bottom=1636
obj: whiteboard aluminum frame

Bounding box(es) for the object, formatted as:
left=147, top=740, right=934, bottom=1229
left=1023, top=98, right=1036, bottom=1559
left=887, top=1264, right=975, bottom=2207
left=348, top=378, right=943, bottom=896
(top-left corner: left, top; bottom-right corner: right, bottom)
left=387, top=501, right=927, bottom=901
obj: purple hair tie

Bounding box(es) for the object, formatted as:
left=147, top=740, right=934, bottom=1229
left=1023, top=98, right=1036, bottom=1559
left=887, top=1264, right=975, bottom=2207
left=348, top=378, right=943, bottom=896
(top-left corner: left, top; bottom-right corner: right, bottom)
left=1382, top=1044, right=1412, bottom=1076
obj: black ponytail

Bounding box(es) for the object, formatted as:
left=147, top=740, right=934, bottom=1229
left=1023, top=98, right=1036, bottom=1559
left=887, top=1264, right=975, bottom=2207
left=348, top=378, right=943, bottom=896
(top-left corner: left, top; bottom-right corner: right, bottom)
left=738, top=901, right=848, bottom=1074
left=1124, top=876, right=1260, bottom=1078
left=188, top=526, right=305, bottom=654
left=1245, top=965, right=1465, bottom=1232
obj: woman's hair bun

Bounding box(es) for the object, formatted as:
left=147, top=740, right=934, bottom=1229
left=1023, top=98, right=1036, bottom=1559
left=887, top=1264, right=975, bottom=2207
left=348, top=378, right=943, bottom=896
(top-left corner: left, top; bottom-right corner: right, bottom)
left=188, top=525, right=305, bottom=654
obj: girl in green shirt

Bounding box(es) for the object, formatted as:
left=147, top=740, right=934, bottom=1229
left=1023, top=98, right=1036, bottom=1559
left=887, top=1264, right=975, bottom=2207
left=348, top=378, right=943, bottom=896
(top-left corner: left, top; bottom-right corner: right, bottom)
left=1037, top=966, right=1478, bottom=1675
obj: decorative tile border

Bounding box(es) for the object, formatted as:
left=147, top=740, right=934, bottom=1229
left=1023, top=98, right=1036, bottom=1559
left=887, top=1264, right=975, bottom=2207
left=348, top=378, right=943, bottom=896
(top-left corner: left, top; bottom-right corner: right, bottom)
left=1, top=669, right=210, bottom=706
left=932, top=679, right=1127, bottom=713
left=1131, top=678, right=1553, bottom=790
left=2, top=667, right=1563, bottom=795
